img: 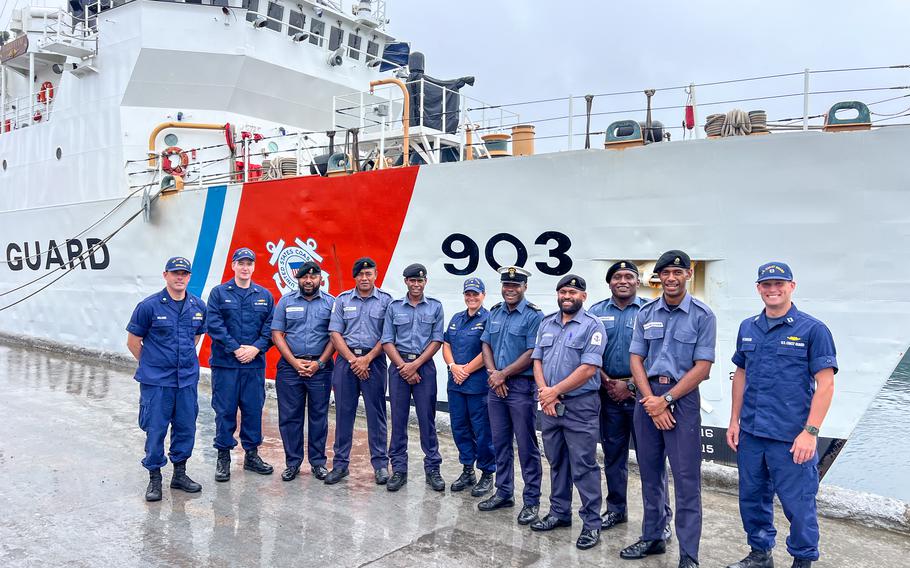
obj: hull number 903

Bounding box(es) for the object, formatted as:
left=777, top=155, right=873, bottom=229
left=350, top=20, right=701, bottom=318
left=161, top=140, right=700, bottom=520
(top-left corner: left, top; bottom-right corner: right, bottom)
left=441, top=231, right=573, bottom=276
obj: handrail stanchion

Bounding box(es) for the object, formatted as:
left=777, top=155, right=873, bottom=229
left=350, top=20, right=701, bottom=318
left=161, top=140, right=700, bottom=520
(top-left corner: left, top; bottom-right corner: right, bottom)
left=419, top=79, right=424, bottom=128
left=567, top=94, right=573, bottom=150
left=802, top=68, right=810, bottom=131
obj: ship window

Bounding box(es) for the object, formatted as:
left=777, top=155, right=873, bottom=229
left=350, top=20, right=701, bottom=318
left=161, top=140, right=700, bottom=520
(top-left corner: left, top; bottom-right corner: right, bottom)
left=347, top=34, right=361, bottom=60
left=288, top=10, right=305, bottom=36
left=328, top=26, right=343, bottom=51
left=309, top=19, right=325, bottom=46
left=366, top=40, right=379, bottom=64
left=243, top=0, right=259, bottom=23
left=2, top=159, right=6, bottom=171
left=268, top=141, right=279, bottom=153
left=164, top=133, right=178, bottom=146
left=55, top=147, right=62, bottom=160
left=266, top=2, right=283, bottom=32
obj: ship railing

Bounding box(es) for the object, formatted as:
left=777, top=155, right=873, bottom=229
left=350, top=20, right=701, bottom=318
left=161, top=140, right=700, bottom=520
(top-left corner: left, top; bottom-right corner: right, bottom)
left=0, top=92, right=54, bottom=133
left=333, top=77, right=520, bottom=165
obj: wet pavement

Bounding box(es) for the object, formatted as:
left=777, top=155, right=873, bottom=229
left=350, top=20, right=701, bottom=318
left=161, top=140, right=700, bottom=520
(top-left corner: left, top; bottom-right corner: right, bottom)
left=0, top=342, right=907, bottom=567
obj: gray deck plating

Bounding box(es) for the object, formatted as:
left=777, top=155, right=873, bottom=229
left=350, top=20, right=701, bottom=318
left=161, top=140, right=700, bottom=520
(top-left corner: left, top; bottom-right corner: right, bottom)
left=0, top=343, right=907, bottom=567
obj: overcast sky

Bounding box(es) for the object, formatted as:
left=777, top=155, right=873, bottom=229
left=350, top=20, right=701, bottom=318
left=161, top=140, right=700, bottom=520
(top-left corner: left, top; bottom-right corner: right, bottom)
left=392, top=0, right=910, bottom=149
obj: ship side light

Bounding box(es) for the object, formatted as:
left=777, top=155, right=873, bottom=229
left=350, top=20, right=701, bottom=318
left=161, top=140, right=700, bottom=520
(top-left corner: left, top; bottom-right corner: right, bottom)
left=291, top=31, right=310, bottom=42
left=251, top=15, right=268, bottom=29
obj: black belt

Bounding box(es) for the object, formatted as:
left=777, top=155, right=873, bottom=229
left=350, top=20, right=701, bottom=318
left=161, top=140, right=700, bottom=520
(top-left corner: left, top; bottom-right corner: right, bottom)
left=559, top=390, right=598, bottom=400
left=295, top=355, right=321, bottom=361
left=511, top=374, right=534, bottom=380
left=649, top=375, right=676, bottom=385
left=399, top=352, right=419, bottom=361
left=610, top=376, right=633, bottom=381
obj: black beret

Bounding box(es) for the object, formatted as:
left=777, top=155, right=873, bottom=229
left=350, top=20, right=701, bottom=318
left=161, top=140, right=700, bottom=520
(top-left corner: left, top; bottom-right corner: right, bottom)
left=352, top=257, right=376, bottom=277
left=499, top=265, right=530, bottom=283
left=654, top=250, right=691, bottom=273
left=556, top=274, right=586, bottom=291
left=295, top=261, right=321, bottom=278
left=403, top=263, right=427, bottom=278
left=606, top=260, right=639, bottom=282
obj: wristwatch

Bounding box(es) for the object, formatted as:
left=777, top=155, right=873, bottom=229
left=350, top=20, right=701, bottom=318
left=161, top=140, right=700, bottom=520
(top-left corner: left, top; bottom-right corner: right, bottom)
left=317, top=360, right=326, bottom=370
left=663, top=393, right=674, bottom=405
left=627, top=381, right=637, bottom=393
left=804, top=424, right=819, bottom=436
left=447, top=362, right=455, bottom=370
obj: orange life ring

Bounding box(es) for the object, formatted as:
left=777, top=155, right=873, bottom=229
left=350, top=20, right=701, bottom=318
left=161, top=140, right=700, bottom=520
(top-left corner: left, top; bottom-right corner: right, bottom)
left=161, top=146, right=189, bottom=176
left=37, top=81, right=54, bottom=104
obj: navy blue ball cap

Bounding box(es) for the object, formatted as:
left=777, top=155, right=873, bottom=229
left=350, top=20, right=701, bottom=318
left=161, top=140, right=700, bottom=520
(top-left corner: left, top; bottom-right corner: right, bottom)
left=232, top=247, right=256, bottom=262
left=463, top=277, right=485, bottom=293
left=606, top=260, right=639, bottom=282
left=499, top=265, right=530, bottom=283
left=654, top=250, right=691, bottom=273
left=352, top=257, right=377, bottom=277
left=296, top=261, right=321, bottom=278
left=165, top=256, right=192, bottom=273
left=556, top=274, right=586, bottom=291
left=403, top=263, right=428, bottom=279
left=756, top=261, right=793, bottom=282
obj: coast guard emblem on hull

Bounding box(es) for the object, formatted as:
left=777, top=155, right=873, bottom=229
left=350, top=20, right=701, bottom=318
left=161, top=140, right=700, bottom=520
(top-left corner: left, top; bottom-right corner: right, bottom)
left=266, top=237, right=330, bottom=295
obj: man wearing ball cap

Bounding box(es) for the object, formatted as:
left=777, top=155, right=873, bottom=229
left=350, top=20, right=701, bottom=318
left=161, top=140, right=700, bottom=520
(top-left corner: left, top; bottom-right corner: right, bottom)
left=620, top=250, right=716, bottom=568
left=725, top=262, right=837, bottom=568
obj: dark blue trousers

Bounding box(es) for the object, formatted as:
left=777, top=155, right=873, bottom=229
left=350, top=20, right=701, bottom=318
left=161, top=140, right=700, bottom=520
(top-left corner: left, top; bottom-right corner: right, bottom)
left=138, top=383, right=198, bottom=470
left=737, top=430, right=820, bottom=560
left=487, top=377, right=542, bottom=506
left=633, top=383, right=702, bottom=562
left=542, top=391, right=603, bottom=530
left=599, top=389, right=673, bottom=521
left=331, top=356, right=389, bottom=470
left=447, top=389, right=495, bottom=473
left=211, top=366, right=265, bottom=451
left=276, top=359, right=332, bottom=469
left=388, top=359, right=441, bottom=473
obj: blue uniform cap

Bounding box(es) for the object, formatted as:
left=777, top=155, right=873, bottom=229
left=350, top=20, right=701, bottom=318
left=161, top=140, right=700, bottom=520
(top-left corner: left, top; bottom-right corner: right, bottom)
left=756, top=261, right=793, bottom=282
left=232, top=247, right=256, bottom=262
left=165, top=256, right=192, bottom=273
left=463, top=277, right=485, bottom=294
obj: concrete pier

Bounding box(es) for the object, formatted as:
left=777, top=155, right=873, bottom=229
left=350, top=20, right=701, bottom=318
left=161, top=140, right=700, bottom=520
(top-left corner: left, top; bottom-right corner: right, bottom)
left=0, top=343, right=906, bottom=567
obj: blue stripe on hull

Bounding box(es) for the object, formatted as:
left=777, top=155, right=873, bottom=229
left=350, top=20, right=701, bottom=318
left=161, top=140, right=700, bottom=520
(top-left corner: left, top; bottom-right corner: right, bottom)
left=188, top=185, right=227, bottom=297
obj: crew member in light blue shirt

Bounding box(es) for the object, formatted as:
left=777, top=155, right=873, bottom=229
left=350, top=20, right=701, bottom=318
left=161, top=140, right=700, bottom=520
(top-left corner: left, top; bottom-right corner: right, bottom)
left=381, top=263, right=445, bottom=492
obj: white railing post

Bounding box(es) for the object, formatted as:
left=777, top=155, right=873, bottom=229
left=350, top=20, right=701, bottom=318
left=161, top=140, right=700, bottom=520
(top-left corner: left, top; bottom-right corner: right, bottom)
left=441, top=84, right=446, bottom=132
left=419, top=79, right=424, bottom=127
left=803, top=68, right=810, bottom=131
left=1, top=65, right=6, bottom=135
left=359, top=91, right=365, bottom=130
left=567, top=94, right=573, bottom=150
left=28, top=53, right=35, bottom=124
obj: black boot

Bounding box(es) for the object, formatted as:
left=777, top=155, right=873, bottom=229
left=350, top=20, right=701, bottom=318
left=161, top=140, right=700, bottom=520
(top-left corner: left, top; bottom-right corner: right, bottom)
left=726, top=548, right=774, bottom=568
left=170, top=461, right=202, bottom=493
left=471, top=471, right=495, bottom=497
left=450, top=465, right=477, bottom=492
left=243, top=449, right=274, bottom=475
left=215, top=449, right=231, bottom=482
left=790, top=560, right=811, bottom=568
left=145, top=469, right=162, bottom=502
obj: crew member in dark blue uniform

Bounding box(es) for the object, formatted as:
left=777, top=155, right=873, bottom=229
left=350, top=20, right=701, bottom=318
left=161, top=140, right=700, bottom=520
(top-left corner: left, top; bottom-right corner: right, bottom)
left=589, top=261, right=672, bottom=535
left=620, top=250, right=716, bottom=568
left=126, top=256, right=206, bottom=502
left=325, top=257, right=393, bottom=486
left=477, top=266, right=544, bottom=526
left=725, top=262, right=837, bottom=568
left=381, top=263, right=445, bottom=492
left=442, top=277, right=495, bottom=496
left=271, top=261, right=336, bottom=482
left=205, top=247, right=275, bottom=482
left=530, top=275, right=606, bottom=550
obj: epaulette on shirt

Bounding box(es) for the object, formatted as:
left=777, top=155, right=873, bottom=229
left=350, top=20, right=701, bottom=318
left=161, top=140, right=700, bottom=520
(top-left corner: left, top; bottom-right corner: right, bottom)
left=491, top=302, right=503, bottom=310
left=527, top=302, right=542, bottom=311
left=690, top=297, right=715, bottom=315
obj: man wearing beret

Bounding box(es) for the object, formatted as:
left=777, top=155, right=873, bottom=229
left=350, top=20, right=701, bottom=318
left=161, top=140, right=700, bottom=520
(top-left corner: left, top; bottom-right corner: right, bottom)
left=589, top=261, right=672, bottom=536
left=325, top=257, right=394, bottom=485
left=126, top=257, right=206, bottom=501
left=620, top=250, right=716, bottom=568
left=477, top=266, right=544, bottom=526
left=381, top=263, right=446, bottom=492
left=205, top=247, right=275, bottom=482
left=725, top=263, right=837, bottom=568
left=530, top=275, right=607, bottom=550
left=271, top=261, right=336, bottom=482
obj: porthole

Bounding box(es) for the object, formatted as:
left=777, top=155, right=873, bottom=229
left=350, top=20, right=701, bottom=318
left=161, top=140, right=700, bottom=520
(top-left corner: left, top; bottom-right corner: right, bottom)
left=268, top=141, right=279, bottom=153
left=2, top=159, right=6, bottom=171
left=55, top=147, right=62, bottom=160
left=164, top=133, right=179, bottom=146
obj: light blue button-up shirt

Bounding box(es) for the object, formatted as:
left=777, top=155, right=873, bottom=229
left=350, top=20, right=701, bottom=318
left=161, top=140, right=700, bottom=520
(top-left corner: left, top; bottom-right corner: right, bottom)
left=629, top=293, right=716, bottom=381
left=328, top=287, right=393, bottom=349
left=588, top=296, right=647, bottom=378
left=271, top=289, right=335, bottom=356
left=532, top=308, right=606, bottom=395
left=381, top=296, right=445, bottom=354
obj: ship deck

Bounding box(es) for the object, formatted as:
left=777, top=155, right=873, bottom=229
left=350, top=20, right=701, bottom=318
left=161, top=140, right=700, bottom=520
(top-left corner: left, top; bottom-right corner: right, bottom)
left=0, top=342, right=906, bottom=567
